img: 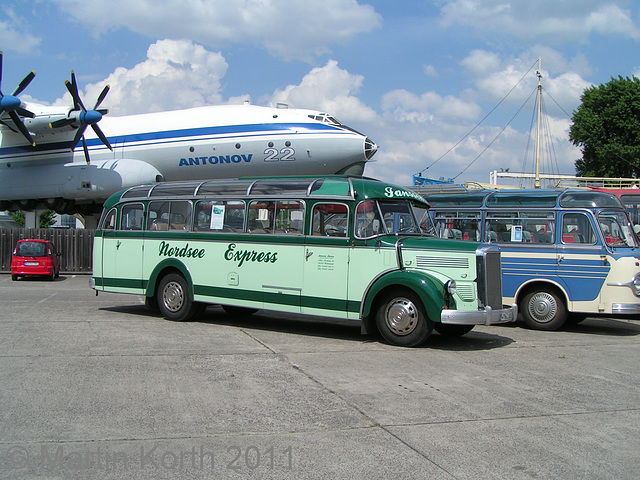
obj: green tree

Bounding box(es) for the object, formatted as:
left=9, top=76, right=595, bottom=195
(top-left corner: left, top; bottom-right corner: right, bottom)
left=569, top=76, right=640, bottom=177
left=11, top=210, right=57, bottom=228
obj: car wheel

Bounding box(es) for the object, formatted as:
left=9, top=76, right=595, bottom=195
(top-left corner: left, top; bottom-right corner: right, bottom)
left=11, top=274, right=18, bottom=281
left=433, top=324, right=475, bottom=336
left=521, top=288, right=567, bottom=330
left=375, top=290, right=433, bottom=347
left=157, top=273, right=199, bottom=322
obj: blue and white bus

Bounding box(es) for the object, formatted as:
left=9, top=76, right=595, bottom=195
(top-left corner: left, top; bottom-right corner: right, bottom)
left=424, top=188, right=640, bottom=330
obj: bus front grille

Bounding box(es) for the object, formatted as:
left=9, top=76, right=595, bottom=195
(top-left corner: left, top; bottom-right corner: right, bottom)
left=476, top=247, right=503, bottom=309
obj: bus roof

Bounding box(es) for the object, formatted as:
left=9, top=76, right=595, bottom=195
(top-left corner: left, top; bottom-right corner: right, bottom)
left=103, top=176, right=428, bottom=209
left=425, top=188, right=625, bottom=209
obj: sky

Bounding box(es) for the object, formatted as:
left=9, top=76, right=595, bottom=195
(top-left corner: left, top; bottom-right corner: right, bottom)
left=1, top=0, right=639, bottom=187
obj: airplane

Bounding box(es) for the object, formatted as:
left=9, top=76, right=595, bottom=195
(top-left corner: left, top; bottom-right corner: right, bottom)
left=0, top=53, right=378, bottom=228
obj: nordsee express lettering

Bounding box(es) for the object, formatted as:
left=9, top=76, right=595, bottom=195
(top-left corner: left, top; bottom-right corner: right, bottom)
left=158, top=241, right=205, bottom=258
left=224, top=243, right=278, bottom=267
left=179, top=154, right=253, bottom=166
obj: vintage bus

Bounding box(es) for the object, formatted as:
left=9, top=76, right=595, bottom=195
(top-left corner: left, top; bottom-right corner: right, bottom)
left=588, top=186, right=640, bottom=228
left=91, top=176, right=516, bottom=347
left=425, top=188, right=640, bottom=330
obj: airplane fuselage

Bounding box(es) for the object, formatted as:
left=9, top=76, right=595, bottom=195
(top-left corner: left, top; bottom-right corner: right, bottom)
left=0, top=103, right=377, bottom=215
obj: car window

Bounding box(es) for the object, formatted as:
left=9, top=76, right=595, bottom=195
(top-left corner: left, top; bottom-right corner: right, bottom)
left=16, top=242, right=47, bottom=257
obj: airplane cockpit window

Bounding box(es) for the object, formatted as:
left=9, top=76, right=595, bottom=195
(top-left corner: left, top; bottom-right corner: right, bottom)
left=308, top=114, right=342, bottom=126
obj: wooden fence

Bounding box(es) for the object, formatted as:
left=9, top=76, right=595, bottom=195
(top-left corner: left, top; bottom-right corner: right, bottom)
left=0, top=229, right=95, bottom=273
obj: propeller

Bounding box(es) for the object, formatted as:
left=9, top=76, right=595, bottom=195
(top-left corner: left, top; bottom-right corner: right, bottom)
left=50, top=71, right=112, bottom=164
left=0, top=51, right=37, bottom=146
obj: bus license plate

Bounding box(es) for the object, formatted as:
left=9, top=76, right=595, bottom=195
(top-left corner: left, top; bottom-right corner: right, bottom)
left=500, top=311, right=513, bottom=322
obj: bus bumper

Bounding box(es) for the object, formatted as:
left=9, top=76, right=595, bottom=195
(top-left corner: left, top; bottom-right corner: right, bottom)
left=441, top=304, right=518, bottom=326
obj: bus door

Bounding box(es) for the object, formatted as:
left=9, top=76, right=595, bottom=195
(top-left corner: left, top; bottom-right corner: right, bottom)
left=302, top=203, right=351, bottom=317
left=101, top=203, right=146, bottom=293
left=557, top=211, right=608, bottom=308
left=247, top=200, right=305, bottom=313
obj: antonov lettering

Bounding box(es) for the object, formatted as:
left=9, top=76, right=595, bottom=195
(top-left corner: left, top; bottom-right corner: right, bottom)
left=179, top=154, right=253, bottom=167
left=158, top=241, right=205, bottom=258
left=224, top=243, right=278, bottom=267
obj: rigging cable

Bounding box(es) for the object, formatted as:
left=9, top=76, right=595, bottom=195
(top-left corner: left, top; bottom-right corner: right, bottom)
left=415, top=59, right=539, bottom=176
left=452, top=87, right=537, bottom=180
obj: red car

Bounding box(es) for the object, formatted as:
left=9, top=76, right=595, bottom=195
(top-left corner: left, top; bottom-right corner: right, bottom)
left=11, top=239, right=61, bottom=281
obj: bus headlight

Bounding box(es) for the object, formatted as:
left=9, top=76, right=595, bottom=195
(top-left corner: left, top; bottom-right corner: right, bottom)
left=445, top=280, right=456, bottom=295
left=632, top=274, right=640, bottom=297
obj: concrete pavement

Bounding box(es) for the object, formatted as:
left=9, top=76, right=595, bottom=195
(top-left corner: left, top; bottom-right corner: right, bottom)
left=0, top=274, right=639, bottom=479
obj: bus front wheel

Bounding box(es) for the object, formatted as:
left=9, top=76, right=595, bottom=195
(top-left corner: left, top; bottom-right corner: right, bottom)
left=157, top=273, right=199, bottom=322
left=375, top=290, right=433, bottom=347
left=521, top=288, right=567, bottom=330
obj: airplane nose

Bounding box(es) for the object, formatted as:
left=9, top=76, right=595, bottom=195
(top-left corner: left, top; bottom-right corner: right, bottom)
left=365, top=137, right=378, bottom=160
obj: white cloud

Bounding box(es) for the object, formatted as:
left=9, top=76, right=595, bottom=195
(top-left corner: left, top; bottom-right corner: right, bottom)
left=269, top=60, right=377, bottom=123
left=423, top=65, right=438, bottom=77
left=0, top=7, right=41, bottom=54
left=53, top=40, right=228, bottom=115
left=50, top=0, right=382, bottom=61
left=439, top=0, right=640, bottom=43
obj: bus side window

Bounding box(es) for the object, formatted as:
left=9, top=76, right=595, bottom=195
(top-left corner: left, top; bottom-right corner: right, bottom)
left=562, top=213, right=595, bottom=244
left=121, top=204, right=144, bottom=230
left=274, top=200, right=304, bottom=234
left=355, top=200, right=383, bottom=238
left=102, top=208, right=117, bottom=230
left=248, top=201, right=274, bottom=234
left=168, top=201, right=192, bottom=231
left=148, top=201, right=170, bottom=231
left=312, top=203, right=348, bottom=237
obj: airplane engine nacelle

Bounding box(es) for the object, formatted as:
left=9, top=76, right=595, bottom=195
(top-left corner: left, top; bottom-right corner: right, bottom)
left=62, top=159, right=164, bottom=200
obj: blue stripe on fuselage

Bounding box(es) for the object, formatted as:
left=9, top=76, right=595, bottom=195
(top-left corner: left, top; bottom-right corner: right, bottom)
left=0, top=122, right=351, bottom=160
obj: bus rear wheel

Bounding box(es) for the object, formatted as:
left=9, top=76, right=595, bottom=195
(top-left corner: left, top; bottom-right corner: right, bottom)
left=157, top=273, right=200, bottom=322
left=521, top=287, right=567, bottom=330
left=375, top=290, right=433, bottom=347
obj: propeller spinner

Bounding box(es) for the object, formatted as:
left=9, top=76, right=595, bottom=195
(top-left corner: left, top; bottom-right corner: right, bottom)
left=0, top=51, right=37, bottom=146
left=50, top=71, right=112, bottom=164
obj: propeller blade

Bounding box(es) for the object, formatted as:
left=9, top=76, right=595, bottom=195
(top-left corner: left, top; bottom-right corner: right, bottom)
left=50, top=118, right=74, bottom=129
left=9, top=111, right=35, bottom=146
left=70, top=125, right=86, bottom=152
left=91, top=124, right=113, bottom=151
left=16, top=107, right=35, bottom=118
left=12, top=71, right=35, bottom=97
left=94, top=84, right=110, bottom=109
left=82, top=136, right=90, bottom=165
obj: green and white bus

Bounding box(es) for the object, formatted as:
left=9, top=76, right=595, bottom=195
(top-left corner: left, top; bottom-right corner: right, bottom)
left=91, top=176, right=516, bottom=347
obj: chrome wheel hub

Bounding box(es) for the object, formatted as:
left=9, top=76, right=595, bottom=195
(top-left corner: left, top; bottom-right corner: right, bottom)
left=385, top=298, right=418, bottom=335
left=162, top=281, right=184, bottom=312
left=528, top=292, right=557, bottom=323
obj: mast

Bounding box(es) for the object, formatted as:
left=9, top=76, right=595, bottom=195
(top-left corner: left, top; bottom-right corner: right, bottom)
left=535, top=57, right=542, bottom=189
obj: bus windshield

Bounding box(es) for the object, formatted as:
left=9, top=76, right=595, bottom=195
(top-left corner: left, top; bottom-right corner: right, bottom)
left=356, top=200, right=434, bottom=237
left=597, top=211, right=639, bottom=248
